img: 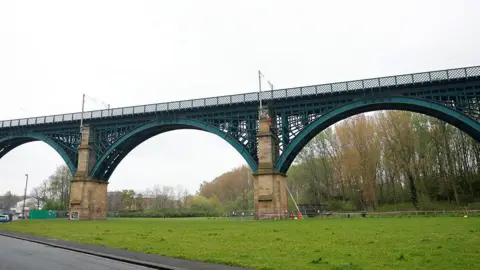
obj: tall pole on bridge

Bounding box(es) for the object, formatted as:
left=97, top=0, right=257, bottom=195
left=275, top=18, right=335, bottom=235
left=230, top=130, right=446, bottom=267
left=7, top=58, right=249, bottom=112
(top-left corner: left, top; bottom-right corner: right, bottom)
left=79, top=93, right=111, bottom=134
left=258, top=70, right=263, bottom=118
left=80, top=93, right=85, bottom=133
left=258, top=71, right=274, bottom=119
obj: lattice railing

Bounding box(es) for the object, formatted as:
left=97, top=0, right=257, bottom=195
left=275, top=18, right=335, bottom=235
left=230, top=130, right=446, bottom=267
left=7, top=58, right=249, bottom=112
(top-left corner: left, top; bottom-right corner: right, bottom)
left=1, top=66, right=479, bottom=129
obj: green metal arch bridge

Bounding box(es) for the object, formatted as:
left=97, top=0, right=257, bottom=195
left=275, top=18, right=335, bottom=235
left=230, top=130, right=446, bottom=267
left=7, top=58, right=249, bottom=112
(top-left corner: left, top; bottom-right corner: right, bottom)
left=0, top=65, right=479, bottom=180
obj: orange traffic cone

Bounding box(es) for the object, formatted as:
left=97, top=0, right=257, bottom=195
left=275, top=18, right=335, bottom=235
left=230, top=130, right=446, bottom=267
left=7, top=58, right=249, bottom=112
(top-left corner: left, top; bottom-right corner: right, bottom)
left=297, top=210, right=303, bottom=220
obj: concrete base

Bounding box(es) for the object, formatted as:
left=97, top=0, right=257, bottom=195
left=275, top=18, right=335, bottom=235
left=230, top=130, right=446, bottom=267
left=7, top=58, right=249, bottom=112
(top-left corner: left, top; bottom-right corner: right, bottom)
left=253, top=173, right=288, bottom=220
left=69, top=180, right=108, bottom=220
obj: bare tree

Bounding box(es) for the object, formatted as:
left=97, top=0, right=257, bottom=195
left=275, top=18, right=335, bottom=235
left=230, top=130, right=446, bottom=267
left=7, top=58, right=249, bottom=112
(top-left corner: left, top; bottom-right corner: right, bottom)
left=30, top=184, right=47, bottom=209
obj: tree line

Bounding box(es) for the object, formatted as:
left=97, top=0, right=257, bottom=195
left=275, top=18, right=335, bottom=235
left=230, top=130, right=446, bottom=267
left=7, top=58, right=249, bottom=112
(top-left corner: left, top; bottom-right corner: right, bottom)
left=107, top=185, right=227, bottom=217
left=287, top=111, right=480, bottom=211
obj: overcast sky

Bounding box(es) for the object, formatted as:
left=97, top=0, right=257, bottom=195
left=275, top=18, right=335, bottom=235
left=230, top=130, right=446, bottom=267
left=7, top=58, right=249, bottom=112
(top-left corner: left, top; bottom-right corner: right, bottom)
left=0, top=0, right=479, bottom=196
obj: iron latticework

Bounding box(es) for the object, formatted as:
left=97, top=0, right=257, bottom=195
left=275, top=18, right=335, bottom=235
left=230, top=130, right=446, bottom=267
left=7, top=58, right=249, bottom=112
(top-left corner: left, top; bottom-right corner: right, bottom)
left=0, top=125, right=81, bottom=174
left=86, top=105, right=260, bottom=181
left=0, top=66, right=479, bottom=179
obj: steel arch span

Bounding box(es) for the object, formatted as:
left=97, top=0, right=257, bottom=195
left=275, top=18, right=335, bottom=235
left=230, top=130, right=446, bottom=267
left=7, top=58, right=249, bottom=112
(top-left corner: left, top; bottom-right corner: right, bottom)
left=275, top=96, right=480, bottom=174
left=0, top=133, right=78, bottom=175
left=89, top=118, right=257, bottom=181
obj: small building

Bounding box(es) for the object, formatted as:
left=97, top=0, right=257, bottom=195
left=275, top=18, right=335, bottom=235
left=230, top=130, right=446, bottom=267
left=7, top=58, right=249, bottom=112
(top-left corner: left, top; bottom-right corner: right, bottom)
left=10, top=197, right=39, bottom=216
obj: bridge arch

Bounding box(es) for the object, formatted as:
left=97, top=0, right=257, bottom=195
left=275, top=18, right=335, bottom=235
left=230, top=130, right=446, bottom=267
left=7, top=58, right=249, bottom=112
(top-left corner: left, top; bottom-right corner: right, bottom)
left=90, top=119, right=257, bottom=181
left=275, top=96, right=480, bottom=173
left=0, top=133, right=77, bottom=175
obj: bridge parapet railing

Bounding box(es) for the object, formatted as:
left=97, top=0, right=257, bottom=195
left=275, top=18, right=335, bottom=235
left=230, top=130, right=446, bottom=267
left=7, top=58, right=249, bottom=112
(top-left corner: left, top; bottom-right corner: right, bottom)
left=1, top=66, right=479, bottom=129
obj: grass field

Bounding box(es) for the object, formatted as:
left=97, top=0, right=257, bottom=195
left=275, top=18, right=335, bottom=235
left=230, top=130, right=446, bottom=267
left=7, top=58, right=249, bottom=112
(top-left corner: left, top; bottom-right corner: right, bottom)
left=1, top=216, right=479, bottom=269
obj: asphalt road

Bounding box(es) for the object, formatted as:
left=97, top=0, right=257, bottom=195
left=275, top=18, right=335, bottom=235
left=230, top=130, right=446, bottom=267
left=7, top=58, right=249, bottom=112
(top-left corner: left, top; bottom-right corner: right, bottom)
left=0, top=235, right=154, bottom=270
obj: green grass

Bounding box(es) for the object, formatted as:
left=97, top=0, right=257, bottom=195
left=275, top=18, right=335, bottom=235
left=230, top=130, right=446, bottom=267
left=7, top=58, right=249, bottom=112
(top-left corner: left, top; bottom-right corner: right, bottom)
left=2, top=217, right=479, bottom=269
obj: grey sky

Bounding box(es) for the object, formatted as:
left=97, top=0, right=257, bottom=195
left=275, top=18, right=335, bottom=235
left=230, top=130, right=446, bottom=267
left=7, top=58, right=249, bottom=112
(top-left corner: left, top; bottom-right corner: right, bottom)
left=0, top=0, right=479, bottom=195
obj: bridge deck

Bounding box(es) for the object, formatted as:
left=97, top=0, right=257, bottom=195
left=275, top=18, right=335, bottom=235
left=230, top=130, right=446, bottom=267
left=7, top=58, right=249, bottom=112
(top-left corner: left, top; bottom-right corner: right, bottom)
left=1, top=65, right=479, bottom=129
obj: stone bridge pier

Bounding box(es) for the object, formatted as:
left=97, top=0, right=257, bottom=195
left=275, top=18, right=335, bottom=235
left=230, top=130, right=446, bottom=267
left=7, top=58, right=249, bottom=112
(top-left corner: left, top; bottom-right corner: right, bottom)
left=253, top=113, right=288, bottom=220
left=69, top=125, right=108, bottom=220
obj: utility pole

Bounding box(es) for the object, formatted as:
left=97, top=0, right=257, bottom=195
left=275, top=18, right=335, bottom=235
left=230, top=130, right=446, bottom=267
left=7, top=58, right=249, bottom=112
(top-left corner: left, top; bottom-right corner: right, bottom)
left=80, top=93, right=85, bottom=133
left=258, top=71, right=274, bottom=119
left=258, top=70, right=263, bottom=117
left=22, top=174, right=28, bottom=218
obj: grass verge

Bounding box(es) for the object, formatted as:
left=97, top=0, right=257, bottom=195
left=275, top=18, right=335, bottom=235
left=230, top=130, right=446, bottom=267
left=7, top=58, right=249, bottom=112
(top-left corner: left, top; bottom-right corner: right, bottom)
left=1, top=217, right=479, bottom=269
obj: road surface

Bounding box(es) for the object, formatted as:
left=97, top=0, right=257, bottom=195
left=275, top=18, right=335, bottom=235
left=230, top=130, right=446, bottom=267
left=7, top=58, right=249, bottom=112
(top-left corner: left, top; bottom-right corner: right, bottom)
left=0, top=235, right=154, bottom=270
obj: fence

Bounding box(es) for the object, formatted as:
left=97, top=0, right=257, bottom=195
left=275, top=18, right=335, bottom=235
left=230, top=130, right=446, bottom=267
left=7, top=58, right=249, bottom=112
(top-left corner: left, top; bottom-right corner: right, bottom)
left=333, top=209, right=480, bottom=218
left=100, top=208, right=480, bottom=221
left=224, top=209, right=309, bottom=221
left=224, top=208, right=480, bottom=221
left=55, top=211, right=69, bottom=219
left=107, top=211, right=120, bottom=218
